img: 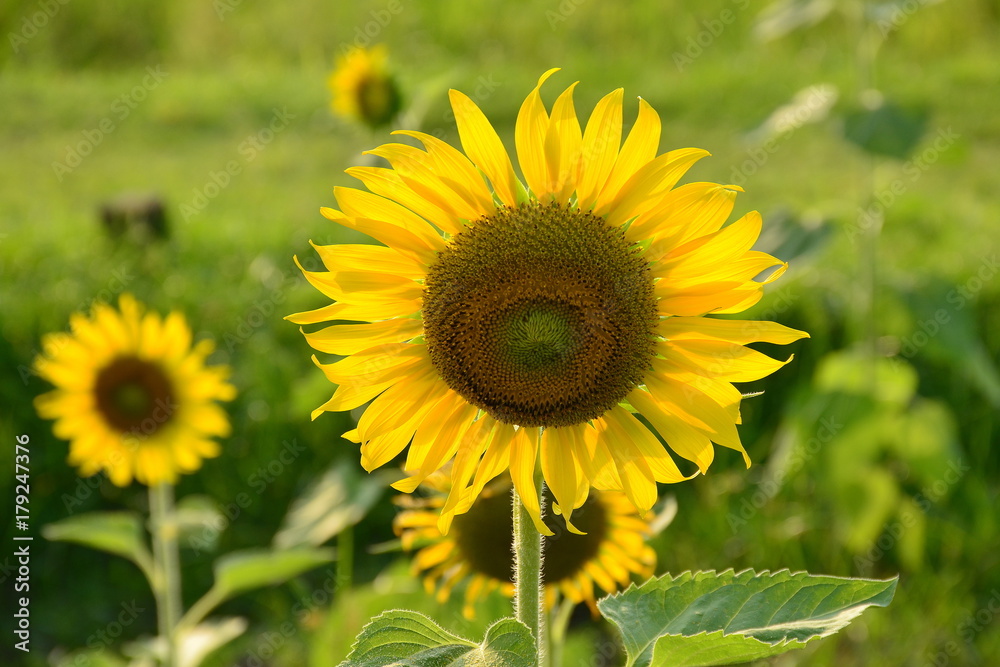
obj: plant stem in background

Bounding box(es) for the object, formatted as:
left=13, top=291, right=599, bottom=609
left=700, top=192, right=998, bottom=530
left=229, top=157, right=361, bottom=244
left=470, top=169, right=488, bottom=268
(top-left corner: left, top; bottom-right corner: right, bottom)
left=512, top=474, right=545, bottom=663
left=547, top=595, right=576, bottom=667
left=337, top=523, right=354, bottom=591
left=149, top=483, right=183, bottom=667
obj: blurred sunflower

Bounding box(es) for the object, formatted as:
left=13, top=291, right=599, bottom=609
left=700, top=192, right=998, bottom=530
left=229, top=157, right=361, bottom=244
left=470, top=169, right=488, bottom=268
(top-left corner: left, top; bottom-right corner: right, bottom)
left=394, top=476, right=656, bottom=618
left=34, top=294, right=235, bottom=486
left=290, top=68, right=808, bottom=534
left=329, top=44, right=402, bottom=129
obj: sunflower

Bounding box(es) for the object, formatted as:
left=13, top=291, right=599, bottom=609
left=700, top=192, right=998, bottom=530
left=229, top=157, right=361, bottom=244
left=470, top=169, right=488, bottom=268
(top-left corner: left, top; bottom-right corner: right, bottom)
left=290, top=69, right=809, bottom=535
left=394, top=476, right=656, bottom=618
left=329, top=44, right=402, bottom=129
left=33, top=294, right=236, bottom=486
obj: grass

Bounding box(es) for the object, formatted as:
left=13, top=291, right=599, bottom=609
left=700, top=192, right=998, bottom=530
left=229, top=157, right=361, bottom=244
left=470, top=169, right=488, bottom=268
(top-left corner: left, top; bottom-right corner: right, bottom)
left=2, top=0, right=999, bottom=665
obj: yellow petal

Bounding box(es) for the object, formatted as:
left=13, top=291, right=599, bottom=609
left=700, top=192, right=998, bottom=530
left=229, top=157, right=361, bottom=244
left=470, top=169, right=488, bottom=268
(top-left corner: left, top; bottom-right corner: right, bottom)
left=632, top=182, right=741, bottom=245
left=320, top=207, right=441, bottom=266
left=540, top=426, right=584, bottom=534
left=357, top=363, right=447, bottom=443
left=509, top=427, right=552, bottom=536
left=645, top=371, right=747, bottom=464
left=576, top=88, right=624, bottom=210
left=439, top=416, right=500, bottom=533
left=334, top=184, right=447, bottom=247
left=543, top=82, right=582, bottom=202
left=516, top=68, right=560, bottom=198
left=302, top=318, right=423, bottom=356
left=628, top=388, right=715, bottom=473
left=603, top=406, right=690, bottom=484
left=449, top=89, right=520, bottom=207
left=658, top=339, right=794, bottom=383
left=596, top=97, right=661, bottom=210
left=364, top=143, right=479, bottom=232
left=310, top=344, right=426, bottom=385
left=597, top=418, right=657, bottom=512
left=393, top=129, right=495, bottom=219
left=658, top=317, right=810, bottom=345
left=311, top=242, right=426, bottom=280
left=394, top=397, right=477, bottom=492
left=345, top=166, right=458, bottom=239
left=462, top=423, right=516, bottom=514
left=599, top=148, right=710, bottom=226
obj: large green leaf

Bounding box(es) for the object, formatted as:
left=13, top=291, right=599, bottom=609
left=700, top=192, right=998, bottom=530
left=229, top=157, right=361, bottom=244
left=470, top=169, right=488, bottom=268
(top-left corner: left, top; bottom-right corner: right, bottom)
left=598, top=569, right=897, bottom=667
left=181, top=547, right=335, bottom=629
left=43, top=511, right=153, bottom=576
left=213, top=547, right=335, bottom=599
left=341, top=611, right=535, bottom=667
left=843, top=98, right=928, bottom=159
left=273, top=460, right=387, bottom=549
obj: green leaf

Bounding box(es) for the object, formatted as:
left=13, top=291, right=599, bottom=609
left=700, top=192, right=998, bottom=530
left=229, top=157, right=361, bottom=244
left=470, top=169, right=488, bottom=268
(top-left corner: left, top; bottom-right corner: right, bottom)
left=214, top=547, right=335, bottom=599
left=181, top=547, right=336, bottom=631
left=341, top=611, right=535, bottom=667
left=598, top=569, right=897, bottom=667
left=273, top=460, right=387, bottom=549
left=178, top=616, right=248, bottom=667
left=175, top=494, right=225, bottom=552
left=43, top=511, right=152, bottom=573
left=843, top=98, right=928, bottom=159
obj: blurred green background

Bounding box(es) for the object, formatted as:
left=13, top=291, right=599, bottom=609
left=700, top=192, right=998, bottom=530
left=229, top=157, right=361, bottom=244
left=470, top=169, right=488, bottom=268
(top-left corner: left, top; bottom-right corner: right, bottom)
left=2, top=0, right=998, bottom=665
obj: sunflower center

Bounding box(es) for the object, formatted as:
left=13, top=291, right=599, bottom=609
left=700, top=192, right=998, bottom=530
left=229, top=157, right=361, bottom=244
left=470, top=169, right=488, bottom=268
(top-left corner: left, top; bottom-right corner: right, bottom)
left=95, top=356, right=176, bottom=432
left=356, top=75, right=400, bottom=126
left=450, top=486, right=608, bottom=584
left=423, top=201, right=658, bottom=428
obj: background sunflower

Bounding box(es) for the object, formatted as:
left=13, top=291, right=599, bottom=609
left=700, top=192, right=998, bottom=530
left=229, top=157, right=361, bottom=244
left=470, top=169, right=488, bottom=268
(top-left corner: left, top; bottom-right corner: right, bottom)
left=394, top=476, right=657, bottom=619
left=33, top=294, right=235, bottom=486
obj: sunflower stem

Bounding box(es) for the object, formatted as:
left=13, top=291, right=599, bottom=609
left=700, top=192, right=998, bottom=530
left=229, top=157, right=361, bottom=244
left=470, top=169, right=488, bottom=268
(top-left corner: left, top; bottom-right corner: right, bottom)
left=512, top=472, right=545, bottom=664
left=149, top=483, right=182, bottom=667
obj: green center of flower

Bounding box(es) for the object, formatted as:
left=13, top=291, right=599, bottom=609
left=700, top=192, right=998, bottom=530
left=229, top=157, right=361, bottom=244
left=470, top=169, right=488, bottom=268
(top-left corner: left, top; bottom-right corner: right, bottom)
left=423, top=201, right=658, bottom=428
left=95, top=356, right=176, bottom=432
left=450, top=485, right=608, bottom=584
left=502, top=302, right=576, bottom=370
left=356, top=75, right=400, bottom=127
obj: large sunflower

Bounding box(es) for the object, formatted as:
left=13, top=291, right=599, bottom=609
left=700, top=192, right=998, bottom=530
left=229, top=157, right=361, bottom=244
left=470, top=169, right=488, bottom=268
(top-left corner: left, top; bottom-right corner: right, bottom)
left=291, top=69, right=808, bottom=535
left=34, top=294, right=236, bottom=486
left=329, top=44, right=402, bottom=129
left=394, top=476, right=656, bottom=618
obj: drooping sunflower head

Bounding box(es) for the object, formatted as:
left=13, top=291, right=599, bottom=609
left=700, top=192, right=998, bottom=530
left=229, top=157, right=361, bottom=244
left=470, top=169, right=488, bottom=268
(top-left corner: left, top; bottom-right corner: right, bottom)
left=34, top=294, right=236, bottom=486
left=291, top=68, right=809, bottom=534
left=394, top=477, right=656, bottom=618
left=329, top=44, right=402, bottom=129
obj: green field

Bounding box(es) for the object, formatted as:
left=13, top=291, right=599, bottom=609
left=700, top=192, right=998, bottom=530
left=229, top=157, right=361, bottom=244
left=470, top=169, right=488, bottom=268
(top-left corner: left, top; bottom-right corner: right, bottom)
left=2, top=0, right=999, bottom=665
